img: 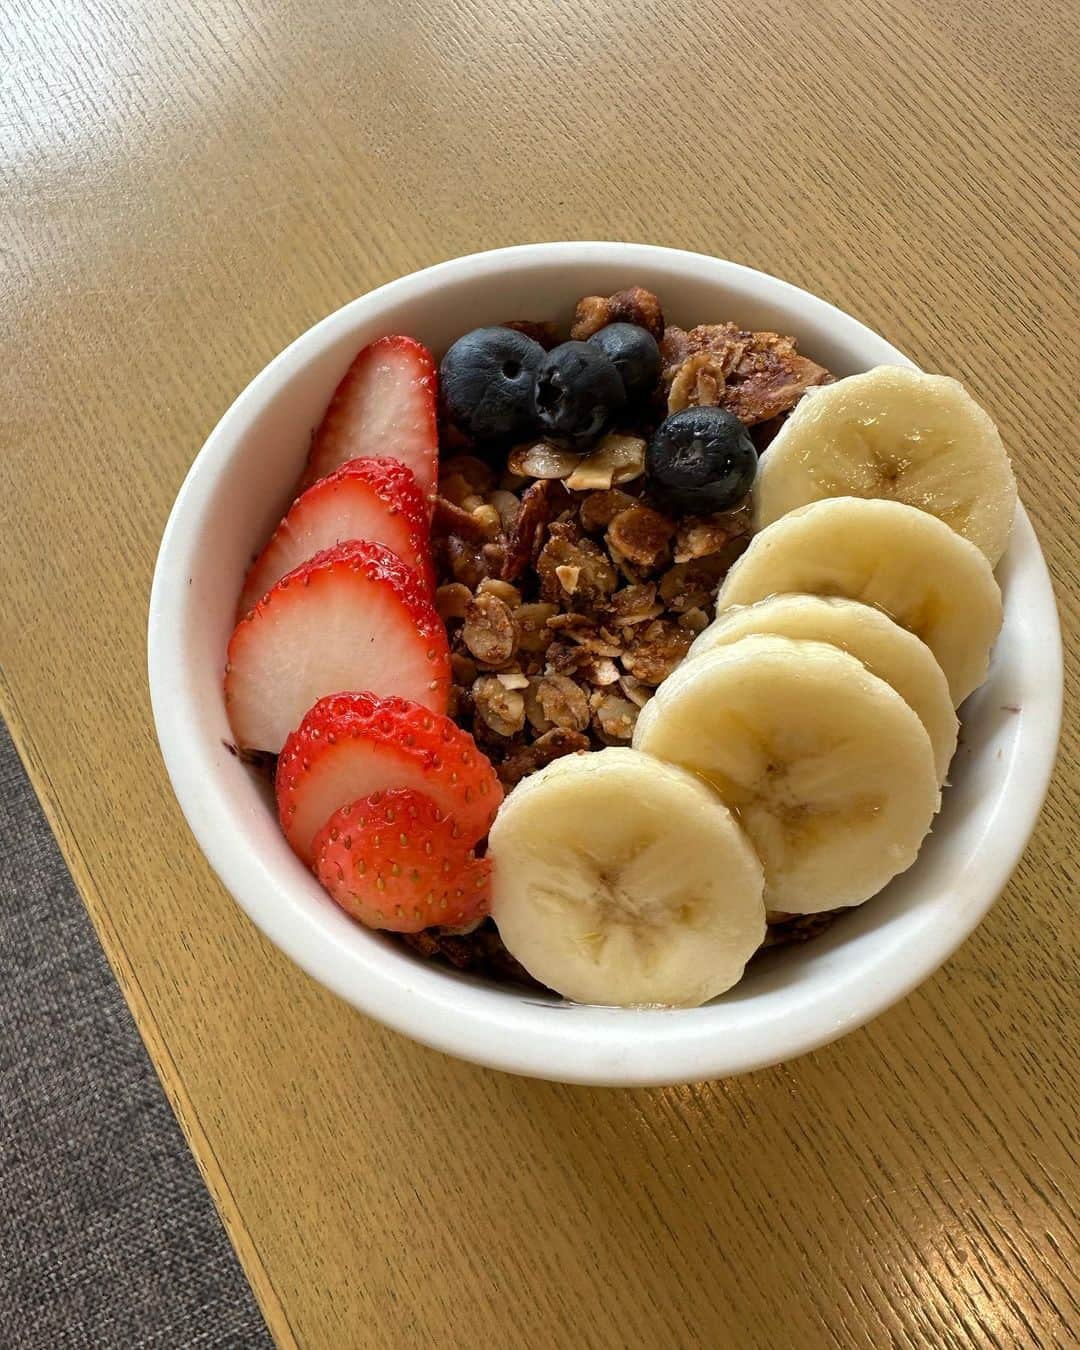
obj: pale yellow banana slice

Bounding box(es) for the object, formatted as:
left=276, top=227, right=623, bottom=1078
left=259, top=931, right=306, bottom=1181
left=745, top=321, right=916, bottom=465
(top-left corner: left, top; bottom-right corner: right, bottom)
left=688, top=595, right=958, bottom=783
left=755, top=366, right=1016, bottom=565
left=487, top=747, right=765, bottom=1007
left=716, top=497, right=1002, bottom=704
left=633, top=635, right=940, bottom=914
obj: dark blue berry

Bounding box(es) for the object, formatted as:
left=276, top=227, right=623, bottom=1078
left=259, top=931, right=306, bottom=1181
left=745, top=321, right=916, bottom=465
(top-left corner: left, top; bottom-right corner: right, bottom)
left=587, top=323, right=661, bottom=402
left=646, top=407, right=757, bottom=513
left=530, top=341, right=626, bottom=449
left=440, top=327, right=544, bottom=445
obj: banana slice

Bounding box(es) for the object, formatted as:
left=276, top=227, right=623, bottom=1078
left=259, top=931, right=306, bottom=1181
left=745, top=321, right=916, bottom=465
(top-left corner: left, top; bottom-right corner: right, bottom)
left=633, top=635, right=940, bottom=914
left=487, top=747, right=765, bottom=1008
left=716, top=497, right=1002, bottom=705
left=755, top=366, right=1016, bottom=565
left=688, top=595, right=958, bottom=783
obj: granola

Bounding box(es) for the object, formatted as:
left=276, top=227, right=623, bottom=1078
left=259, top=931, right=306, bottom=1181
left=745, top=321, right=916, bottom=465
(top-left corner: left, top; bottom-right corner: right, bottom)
left=659, top=322, right=832, bottom=424
left=434, top=463, right=751, bottom=783
left=425, top=285, right=840, bottom=794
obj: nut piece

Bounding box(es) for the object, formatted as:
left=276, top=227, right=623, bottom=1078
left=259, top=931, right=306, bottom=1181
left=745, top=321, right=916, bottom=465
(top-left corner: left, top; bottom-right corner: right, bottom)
left=472, top=675, right=526, bottom=737
left=667, top=352, right=729, bottom=414
left=555, top=564, right=581, bottom=595
left=607, top=286, right=665, bottom=339
left=567, top=295, right=609, bottom=340
left=535, top=674, right=591, bottom=732
left=508, top=440, right=582, bottom=480
left=502, top=479, right=564, bottom=582
left=522, top=676, right=552, bottom=733
left=594, top=694, right=640, bottom=742
left=564, top=434, right=647, bottom=492
left=462, top=592, right=517, bottom=667
left=570, top=287, right=665, bottom=341
left=618, top=674, right=652, bottom=708
left=606, top=506, right=676, bottom=571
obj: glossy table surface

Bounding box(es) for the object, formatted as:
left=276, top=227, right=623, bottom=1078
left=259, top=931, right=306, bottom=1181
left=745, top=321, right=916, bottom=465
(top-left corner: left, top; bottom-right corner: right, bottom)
left=2, top=2, right=1077, bottom=1345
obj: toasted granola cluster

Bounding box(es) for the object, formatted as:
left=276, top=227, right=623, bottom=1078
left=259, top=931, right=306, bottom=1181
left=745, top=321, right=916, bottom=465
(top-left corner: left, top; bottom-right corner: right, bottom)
left=659, top=321, right=832, bottom=425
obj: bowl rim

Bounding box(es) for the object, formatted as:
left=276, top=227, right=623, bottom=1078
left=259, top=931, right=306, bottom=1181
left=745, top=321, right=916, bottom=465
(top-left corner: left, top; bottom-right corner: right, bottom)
left=148, top=242, right=1063, bottom=1085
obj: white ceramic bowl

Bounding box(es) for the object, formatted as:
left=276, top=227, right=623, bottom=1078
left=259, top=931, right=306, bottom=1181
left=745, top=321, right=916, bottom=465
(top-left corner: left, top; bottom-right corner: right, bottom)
left=148, top=242, right=1062, bottom=1086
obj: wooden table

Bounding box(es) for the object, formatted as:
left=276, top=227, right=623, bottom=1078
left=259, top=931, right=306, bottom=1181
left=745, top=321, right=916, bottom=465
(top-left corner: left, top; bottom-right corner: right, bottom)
left=3, top=2, right=1077, bottom=1345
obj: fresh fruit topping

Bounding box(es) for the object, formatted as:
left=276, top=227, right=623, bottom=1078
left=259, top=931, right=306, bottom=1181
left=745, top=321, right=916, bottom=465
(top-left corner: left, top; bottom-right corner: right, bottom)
left=715, top=497, right=1003, bottom=705
left=225, top=541, right=449, bottom=753
left=586, top=323, right=661, bottom=402
left=633, top=635, right=940, bottom=914
left=439, top=326, right=545, bottom=447
left=754, top=366, right=1017, bottom=565
left=689, top=595, right=958, bottom=784
left=312, top=789, right=491, bottom=933
left=276, top=692, right=502, bottom=864
left=238, top=457, right=433, bottom=617
left=487, top=747, right=765, bottom=1007
left=303, top=336, right=438, bottom=502
left=530, top=341, right=626, bottom=450
left=645, top=406, right=758, bottom=513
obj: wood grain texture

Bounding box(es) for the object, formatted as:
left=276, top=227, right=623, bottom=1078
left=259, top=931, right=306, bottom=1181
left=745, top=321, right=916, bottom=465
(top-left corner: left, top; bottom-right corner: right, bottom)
left=2, top=1, right=1077, bottom=1346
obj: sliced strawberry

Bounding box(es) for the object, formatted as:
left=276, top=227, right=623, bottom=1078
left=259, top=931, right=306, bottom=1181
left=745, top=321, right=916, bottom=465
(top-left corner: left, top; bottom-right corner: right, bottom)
left=312, top=789, right=491, bottom=933
left=276, top=692, right=502, bottom=865
left=238, top=457, right=433, bottom=617
left=302, top=336, right=438, bottom=503
left=225, top=541, right=449, bottom=754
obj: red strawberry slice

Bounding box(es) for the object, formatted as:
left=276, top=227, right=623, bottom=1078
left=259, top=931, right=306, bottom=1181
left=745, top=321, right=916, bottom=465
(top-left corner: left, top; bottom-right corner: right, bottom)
left=225, top=541, right=450, bottom=754
left=276, top=691, right=502, bottom=865
left=302, top=336, right=438, bottom=503
left=312, top=789, right=492, bottom=933
left=238, top=457, right=433, bottom=617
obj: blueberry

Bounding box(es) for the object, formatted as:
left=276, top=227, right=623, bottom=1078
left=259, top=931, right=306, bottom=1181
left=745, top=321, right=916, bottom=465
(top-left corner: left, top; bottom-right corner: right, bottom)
left=440, top=327, right=545, bottom=445
left=530, top=341, right=626, bottom=449
left=646, top=406, right=758, bottom=513
left=587, top=323, right=661, bottom=401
